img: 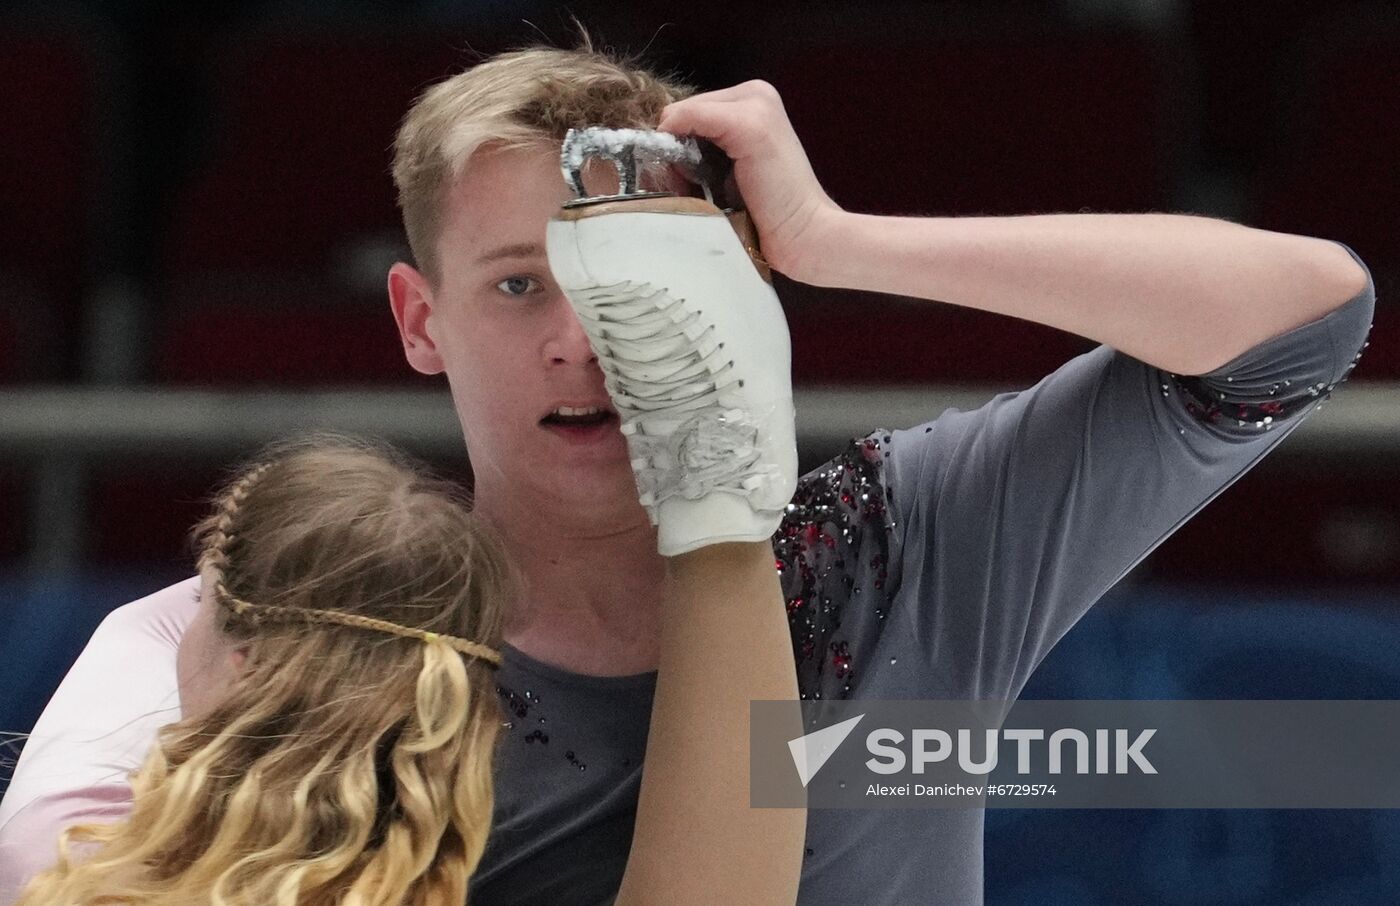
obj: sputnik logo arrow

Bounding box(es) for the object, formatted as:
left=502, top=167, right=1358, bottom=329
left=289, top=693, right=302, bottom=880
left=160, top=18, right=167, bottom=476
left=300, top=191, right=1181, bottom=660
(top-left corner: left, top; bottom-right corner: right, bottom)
left=787, top=714, right=865, bottom=787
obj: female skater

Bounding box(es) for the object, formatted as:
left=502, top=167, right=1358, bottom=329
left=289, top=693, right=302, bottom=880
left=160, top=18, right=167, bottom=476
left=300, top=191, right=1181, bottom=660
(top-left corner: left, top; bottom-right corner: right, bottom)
left=13, top=434, right=802, bottom=904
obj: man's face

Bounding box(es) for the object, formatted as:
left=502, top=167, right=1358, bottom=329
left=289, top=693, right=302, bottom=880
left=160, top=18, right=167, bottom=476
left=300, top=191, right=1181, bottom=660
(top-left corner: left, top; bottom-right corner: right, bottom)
left=391, top=145, right=642, bottom=515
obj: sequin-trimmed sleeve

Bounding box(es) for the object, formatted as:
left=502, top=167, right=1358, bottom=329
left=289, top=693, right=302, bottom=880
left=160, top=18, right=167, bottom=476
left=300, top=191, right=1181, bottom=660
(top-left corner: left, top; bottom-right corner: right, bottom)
left=879, top=242, right=1375, bottom=700
left=1165, top=242, right=1373, bottom=436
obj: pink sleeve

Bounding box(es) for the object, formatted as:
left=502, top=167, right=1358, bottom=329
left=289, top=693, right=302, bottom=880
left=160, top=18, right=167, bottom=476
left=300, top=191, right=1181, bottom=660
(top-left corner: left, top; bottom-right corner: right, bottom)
left=0, top=578, right=197, bottom=903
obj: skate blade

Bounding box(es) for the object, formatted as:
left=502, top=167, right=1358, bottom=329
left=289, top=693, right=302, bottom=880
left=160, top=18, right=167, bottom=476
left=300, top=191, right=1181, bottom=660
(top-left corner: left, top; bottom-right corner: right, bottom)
left=556, top=126, right=771, bottom=281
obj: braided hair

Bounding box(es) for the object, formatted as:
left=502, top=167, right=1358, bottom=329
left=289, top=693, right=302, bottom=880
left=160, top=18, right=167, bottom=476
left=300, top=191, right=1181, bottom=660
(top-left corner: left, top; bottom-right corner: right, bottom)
left=19, top=434, right=515, bottom=906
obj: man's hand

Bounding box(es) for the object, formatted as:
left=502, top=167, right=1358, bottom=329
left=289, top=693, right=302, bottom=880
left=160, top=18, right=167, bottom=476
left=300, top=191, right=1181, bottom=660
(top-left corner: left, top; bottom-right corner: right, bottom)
left=658, top=80, right=843, bottom=283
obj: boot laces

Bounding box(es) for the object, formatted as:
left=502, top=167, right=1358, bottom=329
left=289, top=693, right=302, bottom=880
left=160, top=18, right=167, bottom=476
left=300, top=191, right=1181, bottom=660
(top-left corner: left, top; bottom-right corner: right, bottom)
left=572, top=280, right=780, bottom=509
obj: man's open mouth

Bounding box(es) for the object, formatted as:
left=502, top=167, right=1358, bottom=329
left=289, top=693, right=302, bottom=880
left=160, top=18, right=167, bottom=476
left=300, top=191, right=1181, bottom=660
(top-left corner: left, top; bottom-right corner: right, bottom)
left=540, top=410, right=615, bottom=428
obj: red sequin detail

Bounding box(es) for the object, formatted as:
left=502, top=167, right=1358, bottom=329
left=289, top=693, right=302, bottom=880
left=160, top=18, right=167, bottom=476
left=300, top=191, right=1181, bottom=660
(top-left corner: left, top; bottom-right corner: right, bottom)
left=774, top=434, right=897, bottom=700
left=1170, top=372, right=1331, bottom=426
left=831, top=640, right=853, bottom=679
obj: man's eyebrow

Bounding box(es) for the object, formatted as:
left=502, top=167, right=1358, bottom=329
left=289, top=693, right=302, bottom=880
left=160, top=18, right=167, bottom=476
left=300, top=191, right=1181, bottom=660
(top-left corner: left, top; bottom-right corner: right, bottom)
left=475, top=242, right=545, bottom=264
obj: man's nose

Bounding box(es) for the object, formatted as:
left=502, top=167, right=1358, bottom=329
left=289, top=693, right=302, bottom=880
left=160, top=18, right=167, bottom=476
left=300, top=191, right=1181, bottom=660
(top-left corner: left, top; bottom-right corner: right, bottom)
left=544, top=291, right=599, bottom=366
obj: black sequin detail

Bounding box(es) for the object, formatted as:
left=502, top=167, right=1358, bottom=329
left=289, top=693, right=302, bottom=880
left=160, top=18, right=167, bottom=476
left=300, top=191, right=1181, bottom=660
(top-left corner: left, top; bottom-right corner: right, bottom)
left=1167, top=319, right=1372, bottom=429
left=499, top=684, right=552, bottom=745
left=498, top=684, right=533, bottom=720
left=774, top=435, right=896, bottom=701
left=1171, top=374, right=1328, bottom=428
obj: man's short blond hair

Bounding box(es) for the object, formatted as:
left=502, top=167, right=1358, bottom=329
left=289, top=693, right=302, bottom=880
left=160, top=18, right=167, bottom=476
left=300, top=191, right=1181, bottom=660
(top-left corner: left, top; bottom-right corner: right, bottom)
left=392, top=42, right=694, bottom=282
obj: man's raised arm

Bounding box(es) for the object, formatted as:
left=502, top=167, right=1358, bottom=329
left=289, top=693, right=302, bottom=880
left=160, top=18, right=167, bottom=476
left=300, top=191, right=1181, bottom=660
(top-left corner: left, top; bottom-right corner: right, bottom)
left=660, top=80, right=1376, bottom=701
left=657, top=80, right=1368, bottom=377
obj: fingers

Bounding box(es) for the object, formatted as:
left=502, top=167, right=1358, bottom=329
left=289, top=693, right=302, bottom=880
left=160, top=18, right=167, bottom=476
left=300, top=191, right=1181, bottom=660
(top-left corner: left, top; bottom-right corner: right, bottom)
left=658, top=100, right=758, bottom=159
left=676, top=79, right=783, bottom=108
left=657, top=80, right=787, bottom=159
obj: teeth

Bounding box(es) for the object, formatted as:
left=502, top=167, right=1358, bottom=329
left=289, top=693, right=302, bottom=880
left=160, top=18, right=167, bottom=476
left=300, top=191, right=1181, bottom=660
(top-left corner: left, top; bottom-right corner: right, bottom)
left=553, top=406, right=604, bottom=417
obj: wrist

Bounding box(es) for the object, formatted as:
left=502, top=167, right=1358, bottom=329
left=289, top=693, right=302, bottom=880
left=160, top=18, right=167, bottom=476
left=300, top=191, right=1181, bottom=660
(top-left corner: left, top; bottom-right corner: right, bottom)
left=774, top=202, right=850, bottom=287
left=665, top=542, right=777, bottom=601
left=666, top=540, right=775, bottom=580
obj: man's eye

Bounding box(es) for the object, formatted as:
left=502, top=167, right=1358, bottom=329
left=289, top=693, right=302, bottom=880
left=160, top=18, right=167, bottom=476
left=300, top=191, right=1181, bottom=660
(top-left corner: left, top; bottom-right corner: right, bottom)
left=496, top=276, right=542, bottom=297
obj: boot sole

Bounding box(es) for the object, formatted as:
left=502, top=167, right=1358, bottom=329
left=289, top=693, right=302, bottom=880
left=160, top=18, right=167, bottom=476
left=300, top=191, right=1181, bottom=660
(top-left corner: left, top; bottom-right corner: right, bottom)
left=556, top=196, right=772, bottom=284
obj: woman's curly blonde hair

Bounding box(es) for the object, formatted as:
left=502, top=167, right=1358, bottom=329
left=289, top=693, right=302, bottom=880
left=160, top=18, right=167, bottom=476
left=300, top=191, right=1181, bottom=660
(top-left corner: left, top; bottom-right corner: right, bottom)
left=17, top=435, right=515, bottom=905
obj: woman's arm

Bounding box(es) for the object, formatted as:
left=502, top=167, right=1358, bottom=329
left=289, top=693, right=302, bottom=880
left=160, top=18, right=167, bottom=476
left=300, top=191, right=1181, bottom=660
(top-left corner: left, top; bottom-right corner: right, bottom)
left=0, top=579, right=196, bottom=897
left=548, top=141, right=807, bottom=902
left=616, top=540, right=804, bottom=905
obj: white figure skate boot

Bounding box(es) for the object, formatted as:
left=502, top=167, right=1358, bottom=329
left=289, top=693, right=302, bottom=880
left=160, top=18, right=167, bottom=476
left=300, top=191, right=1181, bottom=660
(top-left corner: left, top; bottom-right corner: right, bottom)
left=546, top=127, right=798, bottom=556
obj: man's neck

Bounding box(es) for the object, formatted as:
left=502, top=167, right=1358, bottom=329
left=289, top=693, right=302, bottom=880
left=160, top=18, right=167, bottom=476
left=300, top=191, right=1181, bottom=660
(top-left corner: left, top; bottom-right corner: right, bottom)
left=477, top=486, right=666, bottom=677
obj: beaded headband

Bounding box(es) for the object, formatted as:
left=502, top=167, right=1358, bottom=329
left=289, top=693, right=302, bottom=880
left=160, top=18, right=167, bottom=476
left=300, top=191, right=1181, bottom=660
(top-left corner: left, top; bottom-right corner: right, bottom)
left=217, top=590, right=503, bottom=669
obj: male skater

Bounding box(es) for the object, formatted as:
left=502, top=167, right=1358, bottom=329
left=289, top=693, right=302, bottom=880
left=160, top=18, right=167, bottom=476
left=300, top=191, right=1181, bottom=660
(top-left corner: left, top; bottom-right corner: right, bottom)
left=1, top=45, right=1374, bottom=903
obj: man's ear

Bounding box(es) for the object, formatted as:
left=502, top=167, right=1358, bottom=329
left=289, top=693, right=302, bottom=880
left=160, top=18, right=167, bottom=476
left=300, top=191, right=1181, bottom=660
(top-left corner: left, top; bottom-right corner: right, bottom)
left=388, top=261, right=446, bottom=375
